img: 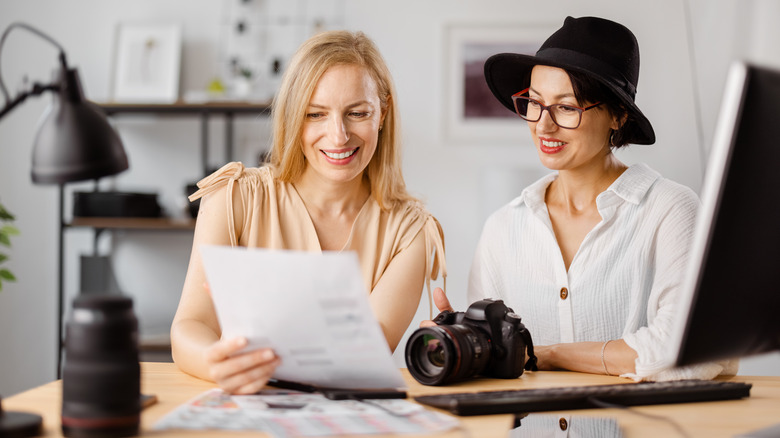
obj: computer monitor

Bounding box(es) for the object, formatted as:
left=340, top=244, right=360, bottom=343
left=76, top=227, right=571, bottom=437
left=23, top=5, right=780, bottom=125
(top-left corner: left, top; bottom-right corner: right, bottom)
left=671, top=61, right=780, bottom=367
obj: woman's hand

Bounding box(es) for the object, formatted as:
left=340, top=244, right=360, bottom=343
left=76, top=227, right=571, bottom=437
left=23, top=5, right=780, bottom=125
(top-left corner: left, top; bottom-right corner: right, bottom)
left=419, top=287, right=454, bottom=327
left=204, top=337, right=282, bottom=395
left=530, top=345, right=556, bottom=371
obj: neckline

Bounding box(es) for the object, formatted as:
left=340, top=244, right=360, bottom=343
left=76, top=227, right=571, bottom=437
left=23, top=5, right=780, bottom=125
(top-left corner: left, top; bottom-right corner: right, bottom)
left=289, top=183, right=373, bottom=252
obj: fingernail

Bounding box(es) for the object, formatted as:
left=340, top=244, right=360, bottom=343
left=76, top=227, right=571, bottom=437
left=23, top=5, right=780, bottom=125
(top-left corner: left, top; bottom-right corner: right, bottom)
left=262, top=350, right=275, bottom=361
left=236, top=337, right=248, bottom=347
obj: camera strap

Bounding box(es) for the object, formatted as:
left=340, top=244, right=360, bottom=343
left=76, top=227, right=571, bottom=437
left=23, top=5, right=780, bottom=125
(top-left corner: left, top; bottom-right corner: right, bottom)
left=521, top=328, right=539, bottom=372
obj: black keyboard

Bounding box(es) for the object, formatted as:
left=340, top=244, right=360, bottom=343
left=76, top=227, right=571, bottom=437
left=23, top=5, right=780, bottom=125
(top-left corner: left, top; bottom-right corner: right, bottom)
left=414, top=379, right=752, bottom=416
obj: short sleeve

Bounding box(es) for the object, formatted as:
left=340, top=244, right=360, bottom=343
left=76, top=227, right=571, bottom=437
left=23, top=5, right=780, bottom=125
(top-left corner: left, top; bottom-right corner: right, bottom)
left=188, top=162, right=246, bottom=202
left=188, top=161, right=246, bottom=247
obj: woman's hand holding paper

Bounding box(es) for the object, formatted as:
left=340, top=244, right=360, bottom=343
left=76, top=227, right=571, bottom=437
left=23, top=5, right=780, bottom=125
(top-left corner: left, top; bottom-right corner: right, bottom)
left=204, top=336, right=281, bottom=395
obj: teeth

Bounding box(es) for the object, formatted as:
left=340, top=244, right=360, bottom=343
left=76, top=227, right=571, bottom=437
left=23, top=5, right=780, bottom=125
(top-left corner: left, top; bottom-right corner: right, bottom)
left=323, top=149, right=356, bottom=159
left=542, top=140, right=565, bottom=147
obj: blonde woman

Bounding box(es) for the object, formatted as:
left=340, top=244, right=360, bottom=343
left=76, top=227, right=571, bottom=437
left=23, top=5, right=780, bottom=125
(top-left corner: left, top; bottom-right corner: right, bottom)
left=171, top=31, right=446, bottom=394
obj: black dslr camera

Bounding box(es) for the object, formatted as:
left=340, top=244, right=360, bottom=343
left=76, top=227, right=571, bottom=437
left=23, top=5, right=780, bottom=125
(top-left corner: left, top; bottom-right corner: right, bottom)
left=405, top=299, right=538, bottom=385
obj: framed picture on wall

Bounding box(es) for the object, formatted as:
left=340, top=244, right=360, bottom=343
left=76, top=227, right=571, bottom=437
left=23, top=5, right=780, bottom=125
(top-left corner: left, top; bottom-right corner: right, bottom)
left=112, top=23, right=182, bottom=103
left=443, top=22, right=555, bottom=145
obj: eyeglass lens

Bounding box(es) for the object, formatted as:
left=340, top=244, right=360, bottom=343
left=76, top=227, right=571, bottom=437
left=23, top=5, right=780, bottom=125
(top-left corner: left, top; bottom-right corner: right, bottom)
left=514, top=97, right=583, bottom=129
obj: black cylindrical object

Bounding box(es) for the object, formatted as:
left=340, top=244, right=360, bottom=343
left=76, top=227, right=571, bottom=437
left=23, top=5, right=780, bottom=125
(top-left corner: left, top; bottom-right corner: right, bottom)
left=61, top=295, right=140, bottom=437
left=405, top=324, right=491, bottom=386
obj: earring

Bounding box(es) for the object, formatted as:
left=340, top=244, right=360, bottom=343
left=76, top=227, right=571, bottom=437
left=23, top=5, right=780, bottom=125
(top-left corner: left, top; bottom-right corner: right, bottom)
left=609, top=131, right=618, bottom=147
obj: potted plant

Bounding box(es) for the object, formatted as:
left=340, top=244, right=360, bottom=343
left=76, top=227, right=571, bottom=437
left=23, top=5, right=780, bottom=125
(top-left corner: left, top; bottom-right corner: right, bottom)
left=233, top=66, right=254, bottom=98
left=0, top=200, right=19, bottom=291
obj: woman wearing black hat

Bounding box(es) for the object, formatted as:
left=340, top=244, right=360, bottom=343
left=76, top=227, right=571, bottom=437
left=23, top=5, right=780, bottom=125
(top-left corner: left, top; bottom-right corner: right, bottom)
left=428, top=16, right=736, bottom=381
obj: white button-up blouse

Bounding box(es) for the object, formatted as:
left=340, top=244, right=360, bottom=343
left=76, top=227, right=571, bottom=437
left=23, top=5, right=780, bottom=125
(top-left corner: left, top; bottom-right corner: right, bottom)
left=467, top=163, right=737, bottom=381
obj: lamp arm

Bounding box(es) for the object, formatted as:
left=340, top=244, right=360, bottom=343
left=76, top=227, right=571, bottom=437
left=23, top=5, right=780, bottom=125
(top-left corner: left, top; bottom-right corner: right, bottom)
left=0, top=22, right=69, bottom=106
left=0, top=81, right=59, bottom=120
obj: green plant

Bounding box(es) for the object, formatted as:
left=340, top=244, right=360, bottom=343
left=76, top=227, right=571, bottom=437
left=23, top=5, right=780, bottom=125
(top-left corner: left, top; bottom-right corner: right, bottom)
left=0, top=200, right=20, bottom=291
left=239, top=67, right=253, bottom=79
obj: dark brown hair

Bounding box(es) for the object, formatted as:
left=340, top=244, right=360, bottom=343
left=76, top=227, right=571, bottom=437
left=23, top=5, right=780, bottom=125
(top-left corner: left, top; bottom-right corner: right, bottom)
left=567, top=70, right=638, bottom=148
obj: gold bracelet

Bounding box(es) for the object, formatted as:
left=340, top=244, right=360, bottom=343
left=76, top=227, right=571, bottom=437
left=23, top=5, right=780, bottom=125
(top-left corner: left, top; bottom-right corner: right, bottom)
left=601, top=340, right=612, bottom=375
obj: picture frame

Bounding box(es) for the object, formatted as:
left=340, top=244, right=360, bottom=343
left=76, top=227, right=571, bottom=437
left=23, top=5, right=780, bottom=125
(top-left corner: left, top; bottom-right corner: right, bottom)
left=443, top=22, right=556, bottom=144
left=112, top=23, right=182, bottom=103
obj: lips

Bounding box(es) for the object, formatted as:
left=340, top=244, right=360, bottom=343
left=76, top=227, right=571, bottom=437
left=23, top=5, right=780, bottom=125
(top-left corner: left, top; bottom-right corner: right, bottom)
left=539, top=138, right=566, bottom=154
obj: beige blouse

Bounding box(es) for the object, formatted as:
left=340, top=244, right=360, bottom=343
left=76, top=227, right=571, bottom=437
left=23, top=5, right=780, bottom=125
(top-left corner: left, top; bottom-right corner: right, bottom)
left=189, top=162, right=447, bottom=316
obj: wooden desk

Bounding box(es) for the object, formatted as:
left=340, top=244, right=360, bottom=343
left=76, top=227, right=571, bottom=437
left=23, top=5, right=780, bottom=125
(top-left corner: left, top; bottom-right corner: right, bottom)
left=5, top=363, right=780, bottom=437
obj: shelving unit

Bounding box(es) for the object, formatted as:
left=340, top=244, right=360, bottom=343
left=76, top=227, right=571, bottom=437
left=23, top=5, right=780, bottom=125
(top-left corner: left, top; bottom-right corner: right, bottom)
left=99, top=101, right=272, bottom=175
left=55, top=101, right=272, bottom=372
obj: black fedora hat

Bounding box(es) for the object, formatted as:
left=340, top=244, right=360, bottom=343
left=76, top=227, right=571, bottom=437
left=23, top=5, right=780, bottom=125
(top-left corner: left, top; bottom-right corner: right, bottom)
left=484, top=16, right=655, bottom=145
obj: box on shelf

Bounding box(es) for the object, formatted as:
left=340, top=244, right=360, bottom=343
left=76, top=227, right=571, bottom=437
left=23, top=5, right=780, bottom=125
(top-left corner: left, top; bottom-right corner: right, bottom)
left=73, top=192, right=162, bottom=218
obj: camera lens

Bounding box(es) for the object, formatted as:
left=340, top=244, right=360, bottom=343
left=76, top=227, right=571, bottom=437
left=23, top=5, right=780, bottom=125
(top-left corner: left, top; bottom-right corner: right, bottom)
left=405, top=324, right=490, bottom=385
left=412, top=334, right=447, bottom=376
left=61, top=295, right=140, bottom=438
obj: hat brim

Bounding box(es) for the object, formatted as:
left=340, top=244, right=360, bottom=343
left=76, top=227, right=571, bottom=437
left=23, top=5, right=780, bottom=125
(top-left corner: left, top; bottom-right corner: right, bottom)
left=484, top=53, right=656, bottom=145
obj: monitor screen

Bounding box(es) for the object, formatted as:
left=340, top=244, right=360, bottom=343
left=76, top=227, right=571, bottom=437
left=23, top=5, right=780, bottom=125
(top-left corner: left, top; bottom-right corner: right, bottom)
left=671, top=61, right=780, bottom=367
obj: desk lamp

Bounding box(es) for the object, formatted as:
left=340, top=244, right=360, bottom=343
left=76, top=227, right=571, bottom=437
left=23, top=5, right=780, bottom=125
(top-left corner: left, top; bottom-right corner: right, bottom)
left=0, top=22, right=129, bottom=438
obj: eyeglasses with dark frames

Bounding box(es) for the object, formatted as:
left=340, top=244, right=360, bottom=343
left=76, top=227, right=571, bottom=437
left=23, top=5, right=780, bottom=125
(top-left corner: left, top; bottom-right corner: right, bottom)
left=511, top=88, right=602, bottom=129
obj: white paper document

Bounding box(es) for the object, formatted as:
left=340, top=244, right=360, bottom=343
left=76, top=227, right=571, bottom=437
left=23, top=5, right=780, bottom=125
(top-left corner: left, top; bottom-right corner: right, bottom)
left=200, top=245, right=406, bottom=390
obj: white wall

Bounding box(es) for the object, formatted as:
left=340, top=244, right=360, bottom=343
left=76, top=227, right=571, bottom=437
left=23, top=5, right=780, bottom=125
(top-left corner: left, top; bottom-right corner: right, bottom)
left=1, top=0, right=779, bottom=396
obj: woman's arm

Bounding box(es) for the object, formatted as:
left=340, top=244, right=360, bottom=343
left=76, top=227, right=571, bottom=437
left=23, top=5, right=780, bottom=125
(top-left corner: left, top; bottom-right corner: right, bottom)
left=368, top=230, right=428, bottom=352
left=535, top=340, right=637, bottom=375
left=171, top=188, right=229, bottom=376
left=170, top=185, right=280, bottom=394
left=622, top=187, right=735, bottom=380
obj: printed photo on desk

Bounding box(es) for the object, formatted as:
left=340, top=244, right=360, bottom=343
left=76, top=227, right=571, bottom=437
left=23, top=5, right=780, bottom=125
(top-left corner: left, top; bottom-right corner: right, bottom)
left=111, top=22, right=182, bottom=103
left=153, top=388, right=459, bottom=437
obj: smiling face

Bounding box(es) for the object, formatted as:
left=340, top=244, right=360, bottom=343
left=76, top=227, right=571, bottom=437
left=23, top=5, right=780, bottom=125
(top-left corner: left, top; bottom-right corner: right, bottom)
left=527, top=65, right=620, bottom=172
left=300, top=63, right=385, bottom=185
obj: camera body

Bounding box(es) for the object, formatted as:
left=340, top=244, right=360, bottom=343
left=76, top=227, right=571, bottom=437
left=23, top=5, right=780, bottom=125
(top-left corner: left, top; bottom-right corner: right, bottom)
left=434, top=299, right=533, bottom=379
left=405, top=299, right=537, bottom=386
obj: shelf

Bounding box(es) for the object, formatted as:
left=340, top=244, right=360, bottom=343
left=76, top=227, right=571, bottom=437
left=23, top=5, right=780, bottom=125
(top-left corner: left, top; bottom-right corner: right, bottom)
left=94, top=101, right=273, bottom=177
left=140, top=333, right=172, bottom=351
left=96, top=101, right=272, bottom=115
left=140, top=333, right=173, bottom=362
left=68, top=217, right=196, bottom=230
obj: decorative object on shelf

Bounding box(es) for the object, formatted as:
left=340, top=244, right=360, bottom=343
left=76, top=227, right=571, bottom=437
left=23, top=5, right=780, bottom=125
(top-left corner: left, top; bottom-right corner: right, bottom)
left=80, top=254, right=123, bottom=296
left=230, top=58, right=255, bottom=98
left=207, top=77, right=226, bottom=95
left=112, top=23, right=182, bottom=103
left=73, top=191, right=163, bottom=218
left=0, top=201, right=19, bottom=292
left=0, top=21, right=130, bottom=378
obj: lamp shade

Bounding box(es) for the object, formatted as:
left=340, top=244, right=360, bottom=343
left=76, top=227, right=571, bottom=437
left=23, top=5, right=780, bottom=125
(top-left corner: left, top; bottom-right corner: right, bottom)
left=31, top=67, right=128, bottom=184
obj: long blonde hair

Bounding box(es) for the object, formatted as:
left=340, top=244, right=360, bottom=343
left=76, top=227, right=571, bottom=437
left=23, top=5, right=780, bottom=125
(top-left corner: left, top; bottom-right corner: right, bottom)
left=268, top=30, right=416, bottom=209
